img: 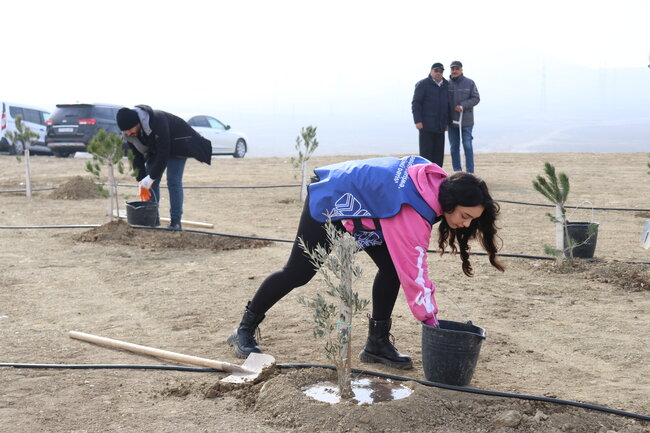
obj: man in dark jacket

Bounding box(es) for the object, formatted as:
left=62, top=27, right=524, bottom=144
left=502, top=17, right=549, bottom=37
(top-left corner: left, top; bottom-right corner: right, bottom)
left=448, top=60, right=480, bottom=173
left=116, top=105, right=212, bottom=230
left=411, top=62, right=451, bottom=167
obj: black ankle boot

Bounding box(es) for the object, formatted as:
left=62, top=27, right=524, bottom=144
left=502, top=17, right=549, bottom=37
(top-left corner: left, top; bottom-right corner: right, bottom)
left=226, top=302, right=265, bottom=359
left=359, top=317, right=413, bottom=369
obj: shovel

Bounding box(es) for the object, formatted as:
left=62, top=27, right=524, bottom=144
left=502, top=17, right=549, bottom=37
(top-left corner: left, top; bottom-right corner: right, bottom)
left=69, top=331, right=275, bottom=383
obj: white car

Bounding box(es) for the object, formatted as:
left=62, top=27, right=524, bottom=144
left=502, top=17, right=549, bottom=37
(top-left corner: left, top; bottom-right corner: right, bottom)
left=1, top=101, right=52, bottom=155
left=183, top=114, right=248, bottom=158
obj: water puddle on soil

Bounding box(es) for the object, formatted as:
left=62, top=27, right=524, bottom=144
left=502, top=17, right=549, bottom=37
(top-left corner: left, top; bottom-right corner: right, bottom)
left=302, top=377, right=413, bottom=405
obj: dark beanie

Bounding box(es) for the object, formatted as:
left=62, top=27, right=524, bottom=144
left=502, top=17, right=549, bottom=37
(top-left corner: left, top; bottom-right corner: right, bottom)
left=116, top=108, right=140, bottom=131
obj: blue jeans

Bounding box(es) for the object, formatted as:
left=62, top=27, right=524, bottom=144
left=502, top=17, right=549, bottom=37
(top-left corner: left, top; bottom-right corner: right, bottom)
left=448, top=125, right=474, bottom=173
left=145, top=156, right=187, bottom=224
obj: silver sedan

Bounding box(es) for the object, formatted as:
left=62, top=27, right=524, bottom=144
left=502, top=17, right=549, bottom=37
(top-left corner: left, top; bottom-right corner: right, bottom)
left=183, top=114, right=248, bottom=158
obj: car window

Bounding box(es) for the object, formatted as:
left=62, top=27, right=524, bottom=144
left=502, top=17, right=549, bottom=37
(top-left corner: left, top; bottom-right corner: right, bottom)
left=50, top=106, right=92, bottom=121
left=23, top=108, right=42, bottom=125
left=207, top=117, right=226, bottom=130
left=9, top=106, right=24, bottom=119
left=42, top=112, right=51, bottom=124
left=93, top=107, right=114, bottom=119
left=189, top=116, right=210, bottom=127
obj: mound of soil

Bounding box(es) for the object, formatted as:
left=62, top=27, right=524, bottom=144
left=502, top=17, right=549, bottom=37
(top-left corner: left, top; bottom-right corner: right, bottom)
left=158, top=368, right=648, bottom=433
left=76, top=219, right=271, bottom=251
left=536, top=260, right=650, bottom=292
left=50, top=176, right=102, bottom=200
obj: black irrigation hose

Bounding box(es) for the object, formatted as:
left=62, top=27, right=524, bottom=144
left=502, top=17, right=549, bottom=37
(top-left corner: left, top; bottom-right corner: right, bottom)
left=496, top=199, right=650, bottom=213
left=0, top=187, right=57, bottom=193
left=0, top=224, right=100, bottom=229
left=1, top=362, right=648, bottom=421
left=103, top=183, right=301, bottom=189
left=132, top=226, right=650, bottom=265
left=0, top=224, right=647, bottom=264
left=3, top=181, right=649, bottom=212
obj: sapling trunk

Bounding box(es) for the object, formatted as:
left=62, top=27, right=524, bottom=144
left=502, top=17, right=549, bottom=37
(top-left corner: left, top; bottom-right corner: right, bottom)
left=336, top=248, right=354, bottom=399
left=555, top=205, right=564, bottom=253
left=107, top=163, right=118, bottom=222
left=300, top=160, right=308, bottom=203
left=23, top=145, right=32, bottom=198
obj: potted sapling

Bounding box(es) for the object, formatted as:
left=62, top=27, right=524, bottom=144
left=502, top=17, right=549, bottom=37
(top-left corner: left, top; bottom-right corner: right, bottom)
left=532, top=162, right=599, bottom=260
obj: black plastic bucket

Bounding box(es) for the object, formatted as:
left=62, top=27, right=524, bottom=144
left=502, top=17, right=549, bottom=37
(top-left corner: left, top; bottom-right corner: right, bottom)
left=564, top=221, right=598, bottom=258
left=421, top=320, right=487, bottom=386
left=125, top=201, right=159, bottom=226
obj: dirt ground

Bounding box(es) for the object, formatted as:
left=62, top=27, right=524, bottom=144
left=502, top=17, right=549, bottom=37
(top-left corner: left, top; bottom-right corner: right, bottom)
left=1, top=152, right=649, bottom=433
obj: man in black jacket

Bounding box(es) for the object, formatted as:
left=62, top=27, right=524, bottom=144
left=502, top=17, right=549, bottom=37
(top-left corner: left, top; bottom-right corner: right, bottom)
left=116, top=105, right=212, bottom=230
left=411, top=62, right=451, bottom=167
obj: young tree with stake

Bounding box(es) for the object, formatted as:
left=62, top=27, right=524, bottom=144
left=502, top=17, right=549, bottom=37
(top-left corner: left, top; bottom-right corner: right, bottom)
left=5, top=115, right=38, bottom=198
left=298, top=221, right=369, bottom=399
left=85, top=129, right=128, bottom=222
left=292, top=125, right=318, bottom=202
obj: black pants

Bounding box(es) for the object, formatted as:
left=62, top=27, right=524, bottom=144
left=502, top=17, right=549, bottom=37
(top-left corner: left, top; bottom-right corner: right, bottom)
left=418, top=130, right=445, bottom=167
left=249, top=199, right=401, bottom=320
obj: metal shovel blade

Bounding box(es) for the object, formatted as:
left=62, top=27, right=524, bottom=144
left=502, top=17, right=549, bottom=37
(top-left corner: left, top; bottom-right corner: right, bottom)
left=221, top=352, right=276, bottom=383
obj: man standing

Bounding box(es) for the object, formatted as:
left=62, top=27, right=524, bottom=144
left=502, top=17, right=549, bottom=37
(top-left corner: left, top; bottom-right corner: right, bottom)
left=116, top=105, right=212, bottom=230
left=447, top=61, right=480, bottom=173
left=411, top=62, right=451, bottom=167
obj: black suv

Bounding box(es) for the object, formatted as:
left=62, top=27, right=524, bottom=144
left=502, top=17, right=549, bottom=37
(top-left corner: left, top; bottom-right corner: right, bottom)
left=46, top=103, right=124, bottom=157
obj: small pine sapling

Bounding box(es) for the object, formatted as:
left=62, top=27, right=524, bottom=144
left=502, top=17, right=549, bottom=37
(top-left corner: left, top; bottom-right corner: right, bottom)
left=85, top=129, right=128, bottom=221
left=298, top=221, right=369, bottom=399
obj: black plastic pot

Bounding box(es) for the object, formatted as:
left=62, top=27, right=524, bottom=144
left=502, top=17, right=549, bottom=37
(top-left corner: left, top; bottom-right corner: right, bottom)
left=125, top=201, right=159, bottom=226
left=565, top=221, right=599, bottom=258
left=421, top=320, right=487, bottom=386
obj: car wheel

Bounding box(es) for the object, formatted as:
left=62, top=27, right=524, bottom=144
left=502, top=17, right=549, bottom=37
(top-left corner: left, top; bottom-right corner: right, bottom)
left=10, top=140, right=24, bottom=155
left=233, top=139, right=246, bottom=158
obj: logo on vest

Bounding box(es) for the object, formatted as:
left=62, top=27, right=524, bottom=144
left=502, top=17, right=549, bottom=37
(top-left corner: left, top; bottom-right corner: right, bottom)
left=328, top=193, right=371, bottom=218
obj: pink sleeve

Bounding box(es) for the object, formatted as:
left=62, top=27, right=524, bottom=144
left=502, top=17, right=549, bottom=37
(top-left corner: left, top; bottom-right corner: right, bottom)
left=382, top=206, right=439, bottom=326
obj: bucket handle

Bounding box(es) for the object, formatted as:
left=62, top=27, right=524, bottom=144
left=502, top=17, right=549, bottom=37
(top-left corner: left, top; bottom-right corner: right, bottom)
left=566, top=200, right=595, bottom=224
left=438, top=286, right=469, bottom=323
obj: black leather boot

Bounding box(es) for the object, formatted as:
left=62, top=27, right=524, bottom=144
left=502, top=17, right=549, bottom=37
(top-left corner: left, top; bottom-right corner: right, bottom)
left=226, top=302, right=265, bottom=359
left=359, top=317, right=413, bottom=369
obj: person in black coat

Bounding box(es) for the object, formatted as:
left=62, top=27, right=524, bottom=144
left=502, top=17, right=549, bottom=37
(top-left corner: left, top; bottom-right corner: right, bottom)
left=411, top=62, right=452, bottom=167
left=116, top=105, right=212, bottom=230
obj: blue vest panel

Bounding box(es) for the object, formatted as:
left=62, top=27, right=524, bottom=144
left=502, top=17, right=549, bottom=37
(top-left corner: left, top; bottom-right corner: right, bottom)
left=307, top=156, right=437, bottom=224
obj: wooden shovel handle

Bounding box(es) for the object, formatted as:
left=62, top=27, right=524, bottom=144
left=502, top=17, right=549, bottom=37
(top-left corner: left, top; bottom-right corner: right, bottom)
left=69, top=331, right=253, bottom=374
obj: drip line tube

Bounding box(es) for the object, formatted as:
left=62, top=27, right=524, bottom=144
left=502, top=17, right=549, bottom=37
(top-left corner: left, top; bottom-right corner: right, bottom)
left=0, top=187, right=57, bottom=193
left=496, top=199, right=650, bottom=212
left=1, top=182, right=648, bottom=211
left=0, top=224, right=100, bottom=229
left=0, top=362, right=647, bottom=421
left=98, top=183, right=301, bottom=189
left=0, top=223, right=648, bottom=264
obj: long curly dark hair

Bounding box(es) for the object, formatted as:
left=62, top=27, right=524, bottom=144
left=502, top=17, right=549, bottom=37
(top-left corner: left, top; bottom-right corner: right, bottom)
left=437, top=172, right=504, bottom=277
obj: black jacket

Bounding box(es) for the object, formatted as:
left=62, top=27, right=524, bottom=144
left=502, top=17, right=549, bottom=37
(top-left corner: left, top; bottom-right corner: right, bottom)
left=411, top=76, right=451, bottom=133
left=129, top=105, right=211, bottom=181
